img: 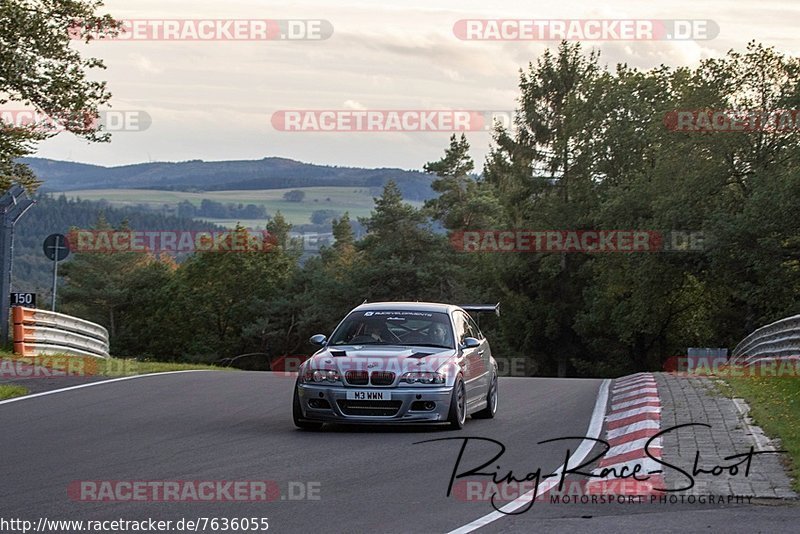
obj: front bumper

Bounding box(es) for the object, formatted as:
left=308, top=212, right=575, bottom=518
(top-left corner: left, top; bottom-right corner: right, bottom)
left=296, top=383, right=454, bottom=424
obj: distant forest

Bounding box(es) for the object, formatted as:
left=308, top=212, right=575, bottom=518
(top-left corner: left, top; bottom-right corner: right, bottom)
left=177, top=199, right=267, bottom=220
left=13, top=195, right=224, bottom=296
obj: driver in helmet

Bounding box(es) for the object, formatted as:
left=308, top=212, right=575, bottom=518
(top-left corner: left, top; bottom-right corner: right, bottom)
left=429, top=323, right=450, bottom=346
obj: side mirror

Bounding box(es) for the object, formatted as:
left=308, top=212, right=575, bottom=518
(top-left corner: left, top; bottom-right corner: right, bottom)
left=309, top=334, right=328, bottom=346
left=461, top=337, right=481, bottom=349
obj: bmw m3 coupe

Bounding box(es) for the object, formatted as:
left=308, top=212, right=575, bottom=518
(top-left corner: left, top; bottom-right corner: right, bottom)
left=292, top=301, right=499, bottom=429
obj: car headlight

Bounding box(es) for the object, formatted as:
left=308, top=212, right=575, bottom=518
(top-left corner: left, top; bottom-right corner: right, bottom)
left=400, top=372, right=445, bottom=385
left=300, top=368, right=341, bottom=384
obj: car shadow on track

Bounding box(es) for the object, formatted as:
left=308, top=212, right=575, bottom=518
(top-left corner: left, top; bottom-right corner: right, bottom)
left=296, top=420, right=494, bottom=434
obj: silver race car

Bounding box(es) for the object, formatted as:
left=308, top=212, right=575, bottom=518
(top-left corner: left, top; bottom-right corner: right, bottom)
left=292, top=301, right=499, bottom=429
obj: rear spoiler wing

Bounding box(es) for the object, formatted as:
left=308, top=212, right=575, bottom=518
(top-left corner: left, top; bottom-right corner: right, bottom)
left=459, top=303, right=500, bottom=317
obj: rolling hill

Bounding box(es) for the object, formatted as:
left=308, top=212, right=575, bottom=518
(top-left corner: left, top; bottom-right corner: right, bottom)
left=22, top=157, right=438, bottom=201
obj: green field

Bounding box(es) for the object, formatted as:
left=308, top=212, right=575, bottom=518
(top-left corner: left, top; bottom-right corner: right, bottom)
left=56, top=187, right=422, bottom=227
left=723, top=375, right=800, bottom=491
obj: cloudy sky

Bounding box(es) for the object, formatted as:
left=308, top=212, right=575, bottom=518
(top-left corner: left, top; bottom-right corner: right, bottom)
left=30, top=0, right=800, bottom=171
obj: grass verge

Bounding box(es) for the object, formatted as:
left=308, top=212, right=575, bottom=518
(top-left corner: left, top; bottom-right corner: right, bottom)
left=1, top=351, right=232, bottom=378
left=0, top=384, right=29, bottom=400
left=97, top=357, right=230, bottom=377
left=723, top=375, right=800, bottom=491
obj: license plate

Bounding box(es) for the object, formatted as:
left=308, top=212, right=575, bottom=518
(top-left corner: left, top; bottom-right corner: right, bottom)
left=346, top=390, right=391, bottom=401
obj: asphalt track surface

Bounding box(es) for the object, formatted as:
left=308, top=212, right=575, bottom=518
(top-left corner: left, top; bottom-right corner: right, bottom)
left=0, top=371, right=798, bottom=533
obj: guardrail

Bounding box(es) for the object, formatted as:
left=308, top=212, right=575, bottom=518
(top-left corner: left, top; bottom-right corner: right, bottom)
left=12, top=307, right=110, bottom=359
left=731, top=314, right=800, bottom=367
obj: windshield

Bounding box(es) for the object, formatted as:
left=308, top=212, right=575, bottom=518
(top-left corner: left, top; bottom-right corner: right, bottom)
left=329, top=310, right=455, bottom=348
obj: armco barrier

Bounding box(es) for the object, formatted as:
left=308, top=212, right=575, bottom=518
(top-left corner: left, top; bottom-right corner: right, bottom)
left=12, top=307, right=109, bottom=359
left=731, top=314, right=800, bottom=367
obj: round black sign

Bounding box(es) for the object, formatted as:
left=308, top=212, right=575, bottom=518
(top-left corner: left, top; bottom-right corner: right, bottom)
left=43, top=233, right=70, bottom=261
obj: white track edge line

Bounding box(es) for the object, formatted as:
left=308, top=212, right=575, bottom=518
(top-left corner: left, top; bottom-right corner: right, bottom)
left=447, top=379, right=611, bottom=534
left=0, top=370, right=214, bottom=406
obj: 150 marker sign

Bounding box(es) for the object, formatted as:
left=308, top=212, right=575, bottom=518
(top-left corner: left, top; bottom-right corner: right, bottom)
left=10, top=292, right=35, bottom=308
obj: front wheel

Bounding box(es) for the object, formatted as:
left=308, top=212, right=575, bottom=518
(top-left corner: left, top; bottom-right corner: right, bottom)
left=472, top=373, right=498, bottom=419
left=447, top=378, right=467, bottom=430
left=293, top=388, right=323, bottom=430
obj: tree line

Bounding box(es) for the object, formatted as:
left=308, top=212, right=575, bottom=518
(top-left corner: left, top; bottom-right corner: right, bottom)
left=55, top=41, right=800, bottom=376
left=177, top=200, right=268, bottom=220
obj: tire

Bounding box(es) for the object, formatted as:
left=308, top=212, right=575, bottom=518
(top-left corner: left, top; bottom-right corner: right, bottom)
left=472, top=373, right=498, bottom=419
left=446, top=377, right=467, bottom=430
left=293, top=387, right=323, bottom=430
